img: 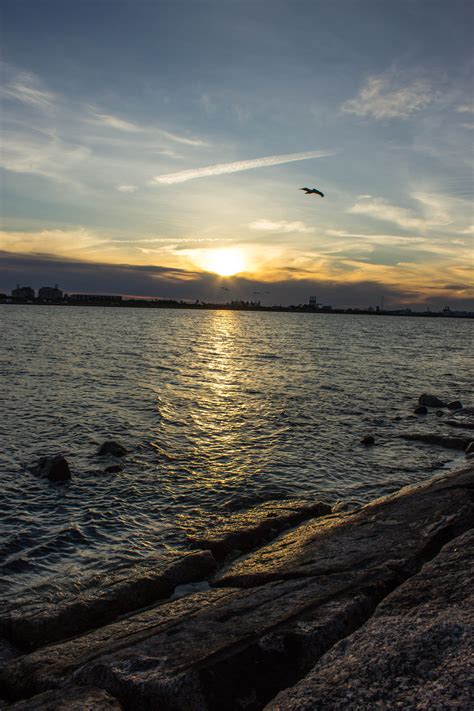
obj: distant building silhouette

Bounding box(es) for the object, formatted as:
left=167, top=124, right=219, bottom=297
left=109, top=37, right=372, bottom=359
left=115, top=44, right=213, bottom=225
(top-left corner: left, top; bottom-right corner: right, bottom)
left=69, top=293, right=122, bottom=303
left=38, top=284, right=63, bottom=301
left=11, top=285, right=35, bottom=300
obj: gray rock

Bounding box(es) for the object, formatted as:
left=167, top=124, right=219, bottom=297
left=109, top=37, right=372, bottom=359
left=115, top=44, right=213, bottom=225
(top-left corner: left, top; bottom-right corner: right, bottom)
left=418, top=393, right=447, bottom=408
left=447, top=400, right=463, bottom=411
left=400, top=433, right=473, bottom=450
left=2, top=464, right=473, bottom=709
left=30, top=456, right=71, bottom=482
left=8, top=686, right=123, bottom=710
left=0, top=550, right=216, bottom=650
left=267, top=528, right=474, bottom=710
left=98, top=441, right=127, bottom=457
left=187, top=499, right=332, bottom=563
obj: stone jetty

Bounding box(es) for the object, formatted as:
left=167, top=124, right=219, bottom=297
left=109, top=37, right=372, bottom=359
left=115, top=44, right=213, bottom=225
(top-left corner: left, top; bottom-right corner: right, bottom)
left=1, top=463, right=473, bottom=710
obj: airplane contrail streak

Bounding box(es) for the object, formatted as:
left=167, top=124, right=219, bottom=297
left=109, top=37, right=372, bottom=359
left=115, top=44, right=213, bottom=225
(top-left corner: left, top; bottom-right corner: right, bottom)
left=153, top=149, right=335, bottom=185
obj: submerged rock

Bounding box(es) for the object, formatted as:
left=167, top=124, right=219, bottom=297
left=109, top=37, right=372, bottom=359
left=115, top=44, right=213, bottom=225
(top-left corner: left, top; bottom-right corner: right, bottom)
left=447, top=400, right=463, bottom=411
left=98, top=441, right=127, bottom=457
left=418, top=393, right=447, bottom=408
left=103, top=465, right=123, bottom=474
left=414, top=405, right=428, bottom=415
left=400, top=433, right=473, bottom=450
left=360, top=435, right=375, bottom=445
left=30, top=455, right=71, bottom=482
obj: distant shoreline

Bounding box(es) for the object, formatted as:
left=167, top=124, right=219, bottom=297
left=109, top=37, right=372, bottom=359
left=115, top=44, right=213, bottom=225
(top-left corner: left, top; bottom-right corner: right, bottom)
left=1, top=300, right=473, bottom=318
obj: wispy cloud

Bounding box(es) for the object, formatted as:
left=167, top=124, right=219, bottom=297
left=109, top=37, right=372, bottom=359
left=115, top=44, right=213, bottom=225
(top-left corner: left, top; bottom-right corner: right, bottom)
left=456, top=104, right=474, bottom=113
left=116, top=184, right=139, bottom=193
left=342, top=72, right=434, bottom=120
left=153, top=149, right=334, bottom=185
left=0, top=68, right=55, bottom=109
left=156, top=129, right=207, bottom=147
left=88, top=110, right=206, bottom=145
left=349, top=195, right=451, bottom=231
left=90, top=112, right=143, bottom=132
left=249, top=219, right=315, bottom=233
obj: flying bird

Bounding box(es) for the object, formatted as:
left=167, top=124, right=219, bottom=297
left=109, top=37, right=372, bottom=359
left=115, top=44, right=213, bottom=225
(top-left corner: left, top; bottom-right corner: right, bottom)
left=300, top=187, right=324, bottom=197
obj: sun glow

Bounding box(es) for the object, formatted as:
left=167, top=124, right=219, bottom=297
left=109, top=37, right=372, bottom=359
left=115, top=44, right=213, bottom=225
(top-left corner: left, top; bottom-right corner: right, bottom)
left=200, top=248, right=247, bottom=276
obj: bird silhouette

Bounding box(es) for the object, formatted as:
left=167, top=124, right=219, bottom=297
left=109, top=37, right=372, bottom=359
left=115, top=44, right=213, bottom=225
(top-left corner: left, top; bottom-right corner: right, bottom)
left=300, top=187, right=324, bottom=197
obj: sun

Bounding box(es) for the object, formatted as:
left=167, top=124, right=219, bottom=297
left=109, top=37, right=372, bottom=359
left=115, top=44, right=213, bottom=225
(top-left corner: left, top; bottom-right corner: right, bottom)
left=201, top=248, right=247, bottom=277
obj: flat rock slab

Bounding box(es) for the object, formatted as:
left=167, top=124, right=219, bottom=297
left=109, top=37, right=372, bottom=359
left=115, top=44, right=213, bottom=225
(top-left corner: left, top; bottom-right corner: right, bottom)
left=0, top=550, right=216, bottom=650
left=2, top=465, right=473, bottom=710
left=187, top=499, right=331, bottom=562
left=214, top=464, right=474, bottom=588
left=267, top=528, right=474, bottom=710
left=8, top=686, right=123, bottom=710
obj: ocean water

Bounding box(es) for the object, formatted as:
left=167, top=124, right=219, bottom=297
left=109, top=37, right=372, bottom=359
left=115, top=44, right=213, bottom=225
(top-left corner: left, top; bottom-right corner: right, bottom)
left=0, top=305, right=472, bottom=595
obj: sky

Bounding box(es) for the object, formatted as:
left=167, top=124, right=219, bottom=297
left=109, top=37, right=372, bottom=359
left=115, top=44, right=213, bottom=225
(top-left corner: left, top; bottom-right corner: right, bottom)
left=1, top=0, right=473, bottom=308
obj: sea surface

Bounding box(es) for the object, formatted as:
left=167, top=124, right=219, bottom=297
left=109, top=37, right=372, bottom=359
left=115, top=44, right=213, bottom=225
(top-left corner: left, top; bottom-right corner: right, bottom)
left=0, top=305, right=472, bottom=596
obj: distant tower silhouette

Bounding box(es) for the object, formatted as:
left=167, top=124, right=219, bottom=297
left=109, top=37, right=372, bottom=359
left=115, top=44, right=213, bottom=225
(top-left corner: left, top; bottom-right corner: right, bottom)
left=309, top=295, right=317, bottom=308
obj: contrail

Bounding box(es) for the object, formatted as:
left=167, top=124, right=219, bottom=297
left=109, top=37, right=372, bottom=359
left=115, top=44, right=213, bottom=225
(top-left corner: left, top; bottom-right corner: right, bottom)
left=153, top=149, right=334, bottom=185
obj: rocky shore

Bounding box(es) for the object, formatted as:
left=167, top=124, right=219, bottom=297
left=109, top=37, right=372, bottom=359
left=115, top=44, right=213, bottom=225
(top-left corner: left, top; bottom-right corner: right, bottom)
left=0, top=460, right=473, bottom=710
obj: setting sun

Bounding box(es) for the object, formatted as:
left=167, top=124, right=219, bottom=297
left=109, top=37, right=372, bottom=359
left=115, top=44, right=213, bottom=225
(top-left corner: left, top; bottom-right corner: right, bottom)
left=200, top=248, right=247, bottom=277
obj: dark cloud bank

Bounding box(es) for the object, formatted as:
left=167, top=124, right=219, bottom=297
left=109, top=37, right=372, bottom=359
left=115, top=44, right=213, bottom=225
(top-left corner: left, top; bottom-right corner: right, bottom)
left=1, top=251, right=473, bottom=311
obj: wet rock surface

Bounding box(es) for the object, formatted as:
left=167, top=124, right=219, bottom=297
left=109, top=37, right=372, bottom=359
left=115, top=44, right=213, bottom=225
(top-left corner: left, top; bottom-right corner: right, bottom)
left=1, top=464, right=473, bottom=710
left=0, top=550, right=216, bottom=650
left=267, top=528, right=474, bottom=710
left=187, top=498, right=331, bottom=562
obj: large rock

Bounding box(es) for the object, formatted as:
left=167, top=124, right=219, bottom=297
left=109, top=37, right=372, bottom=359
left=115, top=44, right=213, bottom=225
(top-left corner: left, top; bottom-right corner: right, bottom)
left=2, top=465, right=473, bottom=709
left=267, top=528, right=474, bottom=710
left=418, top=393, right=447, bottom=408
left=30, top=456, right=71, bottom=483
left=187, top=499, right=331, bottom=563
left=0, top=550, right=216, bottom=650
left=8, top=686, right=123, bottom=710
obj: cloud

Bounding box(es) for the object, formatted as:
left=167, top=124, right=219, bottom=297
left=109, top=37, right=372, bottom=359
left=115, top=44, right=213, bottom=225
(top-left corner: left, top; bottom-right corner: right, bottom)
left=2, top=250, right=472, bottom=310
left=349, top=195, right=451, bottom=231
left=156, top=129, right=207, bottom=147
left=326, top=229, right=428, bottom=246
left=456, top=104, right=474, bottom=113
left=116, top=184, right=139, bottom=193
left=90, top=112, right=143, bottom=132
left=0, top=68, right=55, bottom=109
left=342, top=73, right=434, bottom=120
left=88, top=110, right=206, bottom=145
left=249, top=219, right=315, bottom=234
left=153, top=149, right=334, bottom=185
